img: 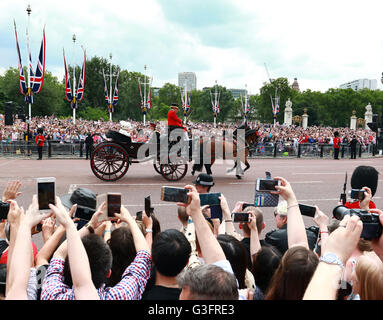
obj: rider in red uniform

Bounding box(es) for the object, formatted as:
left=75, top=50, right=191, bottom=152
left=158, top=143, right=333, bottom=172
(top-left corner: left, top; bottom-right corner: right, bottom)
left=167, top=103, right=186, bottom=131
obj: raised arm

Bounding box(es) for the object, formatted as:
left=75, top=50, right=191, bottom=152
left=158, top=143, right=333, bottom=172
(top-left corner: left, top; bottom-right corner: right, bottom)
left=303, top=215, right=362, bottom=300
left=248, top=212, right=261, bottom=263
left=49, top=197, right=99, bottom=300
left=273, top=177, right=308, bottom=249
left=6, top=196, right=52, bottom=300
left=178, top=185, right=226, bottom=264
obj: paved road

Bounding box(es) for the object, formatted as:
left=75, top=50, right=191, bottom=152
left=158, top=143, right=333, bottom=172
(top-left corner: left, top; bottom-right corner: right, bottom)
left=0, top=156, right=382, bottom=249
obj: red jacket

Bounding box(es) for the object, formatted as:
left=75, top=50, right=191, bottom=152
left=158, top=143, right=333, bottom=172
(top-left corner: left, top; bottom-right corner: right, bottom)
left=35, top=134, right=45, bottom=147
left=167, top=109, right=186, bottom=131
left=333, top=137, right=340, bottom=149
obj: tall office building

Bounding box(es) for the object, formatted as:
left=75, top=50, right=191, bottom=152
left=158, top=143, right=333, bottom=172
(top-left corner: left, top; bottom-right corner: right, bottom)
left=339, top=79, right=377, bottom=91
left=178, top=72, right=197, bottom=91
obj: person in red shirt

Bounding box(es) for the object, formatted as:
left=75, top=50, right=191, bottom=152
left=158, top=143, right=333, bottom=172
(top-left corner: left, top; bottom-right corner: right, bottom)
left=167, top=103, right=187, bottom=145
left=333, top=131, right=340, bottom=160
left=167, top=103, right=186, bottom=131
left=35, top=127, right=45, bottom=160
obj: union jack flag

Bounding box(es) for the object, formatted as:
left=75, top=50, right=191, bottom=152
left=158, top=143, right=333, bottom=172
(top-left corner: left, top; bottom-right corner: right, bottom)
left=31, top=28, right=45, bottom=94
left=145, top=90, right=151, bottom=110
left=14, top=21, right=27, bottom=97
left=76, top=48, right=86, bottom=103
left=63, top=49, right=73, bottom=102
left=112, top=68, right=120, bottom=106
left=103, top=69, right=110, bottom=104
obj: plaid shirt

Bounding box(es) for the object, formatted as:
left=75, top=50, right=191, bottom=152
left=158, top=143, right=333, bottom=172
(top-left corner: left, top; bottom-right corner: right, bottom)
left=40, top=250, right=152, bottom=300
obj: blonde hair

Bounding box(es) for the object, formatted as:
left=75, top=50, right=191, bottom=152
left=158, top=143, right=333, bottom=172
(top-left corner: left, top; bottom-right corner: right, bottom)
left=355, top=252, right=383, bottom=300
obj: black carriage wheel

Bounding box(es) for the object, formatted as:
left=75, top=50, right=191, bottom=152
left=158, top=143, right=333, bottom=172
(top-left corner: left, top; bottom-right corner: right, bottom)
left=160, top=163, right=188, bottom=181
left=91, top=143, right=129, bottom=181
left=153, top=162, right=161, bottom=174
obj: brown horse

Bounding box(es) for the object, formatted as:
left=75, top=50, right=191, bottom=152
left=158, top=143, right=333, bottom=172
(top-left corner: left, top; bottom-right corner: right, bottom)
left=191, top=129, right=258, bottom=179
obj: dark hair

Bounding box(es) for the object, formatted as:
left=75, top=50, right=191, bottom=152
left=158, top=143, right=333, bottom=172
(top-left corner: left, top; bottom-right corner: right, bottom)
left=351, top=165, right=379, bottom=197
left=217, top=234, right=248, bottom=289
left=177, top=264, right=239, bottom=300
left=251, top=246, right=282, bottom=294
left=265, top=246, right=318, bottom=300
left=150, top=213, right=161, bottom=240
left=107, top=227, right=137, bottom=287
left=64, top=234, right=112, bottom=289
left=152, top=229, right=191, bottom=277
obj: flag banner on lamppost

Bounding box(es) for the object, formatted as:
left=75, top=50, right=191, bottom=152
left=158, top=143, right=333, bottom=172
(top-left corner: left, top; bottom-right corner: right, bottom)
left=14, top=17, right=46, bottom=115
left=63, top=47, right=86, bottom=110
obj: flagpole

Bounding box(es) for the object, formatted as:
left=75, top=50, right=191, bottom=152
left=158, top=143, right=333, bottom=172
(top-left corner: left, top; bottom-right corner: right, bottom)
left=72, top=34, right=76, bottom=125
left=26, top=4, right=32, bottom=122
left=143, top=65, right=147, bottom=125
left=109, top=53, right=113, bottom=121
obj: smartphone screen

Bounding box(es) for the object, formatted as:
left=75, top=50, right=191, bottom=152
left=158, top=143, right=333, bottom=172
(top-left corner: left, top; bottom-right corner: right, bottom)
left=136, top=211, right=143, bottom=221
left=299, top=204, right=317, bottom=217
left=257, top=179, right=279, bottom=192
left=145, top=196, right=151, bottom=217
left=38, top=181, right=55, bottom=210
left=232, top=212, right=250, bottom=223
left=161, top=186, right=188, bottom=203
left=210, top=205, right=222, bottom=220
left=107, top=193, right=121, bottom=217
left=199, top=193, right=221, bottom=206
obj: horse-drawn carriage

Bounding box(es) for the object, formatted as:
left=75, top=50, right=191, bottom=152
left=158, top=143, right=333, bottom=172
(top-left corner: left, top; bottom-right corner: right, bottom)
left=90, top=130, right=191, bottom=182
left=90, top=128, right=258, bottom=182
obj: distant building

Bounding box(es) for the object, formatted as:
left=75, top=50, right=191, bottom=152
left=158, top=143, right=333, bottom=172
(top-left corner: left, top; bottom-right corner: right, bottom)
left=228, top=88, right=247, bottom=99
left=178, top=72, right=197, bottom=91
left=151, top=87, right=160, bottom=97
left=292, top=78, right=300, bottom=92
left=339, top=79, right=377, bottom=91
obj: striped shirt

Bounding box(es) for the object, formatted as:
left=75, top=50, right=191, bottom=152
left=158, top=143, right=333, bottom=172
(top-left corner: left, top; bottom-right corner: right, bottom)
left=40, top=250, right=152, bottom=300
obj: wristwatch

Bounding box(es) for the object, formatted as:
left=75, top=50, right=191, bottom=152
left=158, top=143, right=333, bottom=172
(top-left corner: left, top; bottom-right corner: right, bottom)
left=319, top=252, right=344, bottom=269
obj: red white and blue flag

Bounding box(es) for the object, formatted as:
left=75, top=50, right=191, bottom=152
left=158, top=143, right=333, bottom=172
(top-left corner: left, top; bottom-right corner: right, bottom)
left=63, top=49, right=73, bottom=102
left=102, top=69, right=110, bottom=105
left=31, top=28, right=45, bottom=94
left=14, top=21, right=45, bottom=105
left=76, top=48, right=86, bottom=103
left=112, top=68, right=120, bottom=106
left=14, top=21, right=28, bottom=99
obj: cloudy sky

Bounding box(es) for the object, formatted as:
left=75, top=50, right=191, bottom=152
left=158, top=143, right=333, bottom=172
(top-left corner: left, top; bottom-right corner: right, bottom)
left=1, top=0, right=383, bottom=95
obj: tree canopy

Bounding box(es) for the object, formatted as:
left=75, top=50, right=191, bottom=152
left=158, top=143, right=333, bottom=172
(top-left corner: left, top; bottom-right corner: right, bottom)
left=1, top=56, right=382, bottom=126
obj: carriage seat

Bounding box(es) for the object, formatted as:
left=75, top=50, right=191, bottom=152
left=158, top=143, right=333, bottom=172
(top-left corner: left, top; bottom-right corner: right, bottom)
left=106, top=130, right=132, bottom=144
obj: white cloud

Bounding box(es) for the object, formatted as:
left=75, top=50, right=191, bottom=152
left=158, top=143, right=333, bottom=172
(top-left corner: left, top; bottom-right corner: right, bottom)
left=1, top=0, right=383, bottom=95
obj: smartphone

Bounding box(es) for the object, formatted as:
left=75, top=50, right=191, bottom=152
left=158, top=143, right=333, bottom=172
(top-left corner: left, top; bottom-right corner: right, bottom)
left=74, top=206, right=95, bottom=222
left=199, top=193, right=221, bottom=207
left=136, top=211, right=143, bottom=221
left=107, top=193, right=121, bottom=217
left=161, top=186, right=188, bottom=203
left=299, top=204, right=317, bottom=218
left=256, top=178, right=280, bottom=192
left=232, top=212, right=250, bottom=223
left=210, top=205, right=223, bottom=220
left=37, top=177, right=56, bottom=210
left=96, top=193, right=121, bottom=221
left=350, top=189, right=365, bottom=201
left=145, top=196, right=152, bottom=217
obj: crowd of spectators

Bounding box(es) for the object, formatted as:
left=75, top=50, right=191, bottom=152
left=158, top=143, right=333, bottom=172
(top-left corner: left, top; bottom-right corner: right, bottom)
left=0, top=115, right=376, bottom=150
left=0, top=164, right=381, bottom=301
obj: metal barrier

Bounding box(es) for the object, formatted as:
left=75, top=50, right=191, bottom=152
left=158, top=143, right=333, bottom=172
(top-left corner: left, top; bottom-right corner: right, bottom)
left=0, top=140, right=378, bottom=159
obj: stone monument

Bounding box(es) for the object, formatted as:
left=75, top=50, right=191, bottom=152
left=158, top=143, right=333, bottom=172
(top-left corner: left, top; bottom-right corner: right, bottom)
left=302, top=108, right=308, bottom=129
left=350, top=110, right=357, bottom=130
left=364, top=103, right=373, bottom=129
left=284, top=98, right=293, bottom=126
